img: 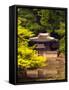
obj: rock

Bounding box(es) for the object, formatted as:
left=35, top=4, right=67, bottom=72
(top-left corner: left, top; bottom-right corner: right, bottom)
left=38, top=69, right=46, bottom=78
left=45, top=69, right=57, bottom=78
left=26, top=69, right=38, bottom=78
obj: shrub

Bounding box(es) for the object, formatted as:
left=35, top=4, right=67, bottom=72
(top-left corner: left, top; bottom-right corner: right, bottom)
left=18, top=46, right=47, bottom=69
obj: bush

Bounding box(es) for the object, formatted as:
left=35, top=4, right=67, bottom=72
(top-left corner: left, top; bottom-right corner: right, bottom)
left=18, top=46, right=47, bottom=69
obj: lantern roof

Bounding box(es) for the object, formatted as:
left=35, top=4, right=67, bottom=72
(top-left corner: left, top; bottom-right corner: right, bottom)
left=30, top=33, right=58, bottom=43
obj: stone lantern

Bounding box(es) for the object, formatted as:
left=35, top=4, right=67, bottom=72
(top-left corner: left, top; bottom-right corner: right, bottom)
left=30, top=33, right=59, bottom=59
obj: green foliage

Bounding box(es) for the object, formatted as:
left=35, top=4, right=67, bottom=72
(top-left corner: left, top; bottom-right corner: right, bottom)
left=27, top=23, right=42, bottom=30
left=18, top=46, right=47, bottom=69
left=59, top=36, right=65, bottom=53
left=55, top=22, right=65, bottom=53
left=55, top=23, right=65, bottom=36
left=18, top=28, right=34, bottom=38
left=38, top=10, right=49, bottom=26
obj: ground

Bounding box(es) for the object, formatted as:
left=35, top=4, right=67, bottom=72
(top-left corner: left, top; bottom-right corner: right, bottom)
left=44, top=54, right=65, bottom=80
left=17, top=53, right=65, bottom=82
